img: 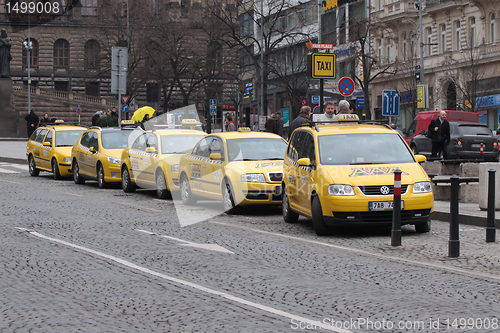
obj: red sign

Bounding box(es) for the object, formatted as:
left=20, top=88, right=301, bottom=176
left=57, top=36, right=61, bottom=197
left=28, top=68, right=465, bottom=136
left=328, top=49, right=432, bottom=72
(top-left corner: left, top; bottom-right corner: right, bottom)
left=222, top=104, right=236, bottom=110
left=305, top=39, right=334, bottom=50
left=300, top=99, right=308, bottom=106
left=337, top=77, right=355, bottom=97
left=121, top=96, right=130, bottom=104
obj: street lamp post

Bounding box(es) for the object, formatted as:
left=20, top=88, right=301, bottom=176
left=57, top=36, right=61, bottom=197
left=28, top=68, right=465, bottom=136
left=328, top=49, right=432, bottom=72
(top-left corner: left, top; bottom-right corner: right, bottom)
left=23, top=13, right=32, bottom=113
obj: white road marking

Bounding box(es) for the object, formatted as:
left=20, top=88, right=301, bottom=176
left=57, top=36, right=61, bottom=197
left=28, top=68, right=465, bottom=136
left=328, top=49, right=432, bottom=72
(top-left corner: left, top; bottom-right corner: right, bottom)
left=211, top=221, right=500, bottom=282
left=12, top=164, right=29, bottom=170
left=15, top=227, right=349, bottom=333
left=0, top=179, right=22, bottom=184
left=0, top=167, right=20, bottom=173
left=137, top=229, right=235, bottom=254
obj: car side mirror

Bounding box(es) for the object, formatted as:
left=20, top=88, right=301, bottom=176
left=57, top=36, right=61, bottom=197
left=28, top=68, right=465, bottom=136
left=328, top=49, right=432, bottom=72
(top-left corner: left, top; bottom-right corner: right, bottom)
left=210, top=153, right=222, bottom=160
left=146, top=146, right=156, bottom=153
left=89, top=146, right=96, bottom=153
left=414, top=154, right=427, bottom=163
left=42, top=141, right=51, bottom=147
left=297, top=157, right=312, bottom=166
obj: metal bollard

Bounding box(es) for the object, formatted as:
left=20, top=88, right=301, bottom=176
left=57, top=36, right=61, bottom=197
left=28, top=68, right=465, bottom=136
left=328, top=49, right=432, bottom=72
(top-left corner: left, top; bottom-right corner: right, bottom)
left=449, top=175, right=460, bottom=257
left=486, top=169, right=496, bottom=243
left=391, top=169, right=402, bottom=246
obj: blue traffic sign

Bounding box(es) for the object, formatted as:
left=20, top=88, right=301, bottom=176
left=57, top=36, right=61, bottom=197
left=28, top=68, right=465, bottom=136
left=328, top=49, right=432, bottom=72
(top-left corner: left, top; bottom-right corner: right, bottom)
left=209, top=99, right=217, bottom=107
left=338, top=77, right=355, bottom=97
left=209, top=107, right=217, bottom=116
left=356, top=96, right=365, bottom=109
left=121, top=104, right=129, bottom=113
left=312, top=95, right=320, bottom=104
left=76, top=108, right=82, bottom=114
left=382, top=90, right=400, bottom=116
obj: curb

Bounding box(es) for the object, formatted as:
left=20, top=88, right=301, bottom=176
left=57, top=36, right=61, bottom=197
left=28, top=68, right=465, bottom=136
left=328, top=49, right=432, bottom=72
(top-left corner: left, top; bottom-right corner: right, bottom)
left=432, top=211, right=500, bottom=229
left=0, top=157, right=27, bottom=164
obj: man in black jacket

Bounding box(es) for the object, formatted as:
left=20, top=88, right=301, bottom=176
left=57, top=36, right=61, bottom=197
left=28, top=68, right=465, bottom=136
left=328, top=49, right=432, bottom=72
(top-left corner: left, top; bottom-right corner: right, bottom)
left=289, top=106, right=311, bottom=136
left=428, top=110, right=450, bottom=159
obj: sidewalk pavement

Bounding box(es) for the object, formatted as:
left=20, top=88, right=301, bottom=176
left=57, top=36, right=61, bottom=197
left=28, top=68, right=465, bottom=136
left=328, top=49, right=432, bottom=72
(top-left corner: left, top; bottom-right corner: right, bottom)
left=0, top=138, right=498, bottom=229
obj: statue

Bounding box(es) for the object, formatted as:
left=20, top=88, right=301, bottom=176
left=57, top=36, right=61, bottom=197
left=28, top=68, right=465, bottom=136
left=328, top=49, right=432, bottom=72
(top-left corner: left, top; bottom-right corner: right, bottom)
left=0, top=28, right=13, bottom=78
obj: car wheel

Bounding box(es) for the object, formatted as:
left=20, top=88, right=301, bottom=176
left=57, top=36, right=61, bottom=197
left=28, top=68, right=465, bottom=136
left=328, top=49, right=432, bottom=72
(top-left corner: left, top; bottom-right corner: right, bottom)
left=415, top=221, right=431, bottom=233
left=222, top=180, right=239, bottom=214
left=122, top=167, right=136, bottom=193
left=180, top=174, right=196, bottom=205
left=72, top=161, right=85, bottom=184
left=52, top=158, right=62, bottom=180
left=311, top=195, right=330, bottom=236
left=28, top=155, right=39, bottom=177
left=156, top=171, right=171, bottom=199
left=411, top=144, right=419, bottom=155
left=97, top=164, right=107, bottom=189
left=282, top=187, right=299, bottom=223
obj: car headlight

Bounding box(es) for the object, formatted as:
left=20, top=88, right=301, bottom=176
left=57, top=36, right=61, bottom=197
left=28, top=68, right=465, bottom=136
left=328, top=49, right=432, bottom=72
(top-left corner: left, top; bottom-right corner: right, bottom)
left=413, top=181, right=432, bottom=193
left=328, top=184, right=355, bottom=196
left=107, top=156, right=121, bottom=165
left=241, top=173, right=266, bottom=182
left=63, top=156, right=71, bottom=163
left=171, top=164, right=179, bottom=172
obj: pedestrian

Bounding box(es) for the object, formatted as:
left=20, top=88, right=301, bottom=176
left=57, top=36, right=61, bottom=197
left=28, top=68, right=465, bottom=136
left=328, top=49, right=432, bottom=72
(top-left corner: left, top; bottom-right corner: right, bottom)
left=274, top=110, right=284, bottom=138
left=289, top=106, right=311, bottom=135
left=91, top=111, right=102, bottom=126
left=428, top=110, right=450, bottom=159
left=264, top=113, right=277, bottom=133
left=252, top=121, right=259, bottom=131
left=40, top=113, right=50, bottom=124
left=316, top=100, right=337, bottom=122
left=391, top=123, right=403, bottom=136
left=225, top=114, right=237, bottom=131
left=25, top=110, right=39, bottom=138
left=349, top=102, right=356, bottom=114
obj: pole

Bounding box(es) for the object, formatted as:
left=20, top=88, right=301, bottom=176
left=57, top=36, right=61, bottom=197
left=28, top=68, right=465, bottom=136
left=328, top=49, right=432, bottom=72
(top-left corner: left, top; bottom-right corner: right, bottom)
left=391, top=169, right=402, bottom=246
left=319, top=79, right=324, bottom=114
left=449, top=175, right=460, bottom=257
left=486, top=169, right=496, bottom=242
left=117, top=48, right=122, bottom=124
left=418, top=0, right=424, bottom=85
left=27, top=13, right=31, bottom=113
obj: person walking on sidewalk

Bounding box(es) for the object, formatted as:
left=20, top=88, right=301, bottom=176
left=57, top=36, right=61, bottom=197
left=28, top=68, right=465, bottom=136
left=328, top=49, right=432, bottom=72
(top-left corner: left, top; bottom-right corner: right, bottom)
left=428, top=110, right=450, bottom=159
left=25, top=110, right=39, bottom=138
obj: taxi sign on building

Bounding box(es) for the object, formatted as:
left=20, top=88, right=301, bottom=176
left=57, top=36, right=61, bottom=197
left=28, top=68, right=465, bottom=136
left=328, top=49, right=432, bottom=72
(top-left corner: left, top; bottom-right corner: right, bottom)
left=308, top=53, right=336, bottom=79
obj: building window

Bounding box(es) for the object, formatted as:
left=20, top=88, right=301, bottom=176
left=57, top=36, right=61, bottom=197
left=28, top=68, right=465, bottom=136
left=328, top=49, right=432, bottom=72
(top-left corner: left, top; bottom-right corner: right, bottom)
left=454, top=20, right=461, bottom=50
left=402, top=33, right=407, bottom=61
left=207, top=41, right=222, bottom=73
left=490, top=13, right=496, bottom=44
left=53, top=39, right=69, bottom=69
left=85, top=82, right=100, bottom=96
left=469, top=16, right=476, bottom=47
left=426, top=27, right=433, bottom=56
left=146, top=83, right=159, bottom=104
left=81, top=0, right=97, bottom=16
left=84, top=40, right=100, bottom=70
left=376, top=39, right=382, bottom=63
left=440, top=24, right=447, bottom=53
left=22, top=38, right=38, bottom=69
left=385, top=37, right=391, bottom=62
left=54, top=81, right=69, bottom=91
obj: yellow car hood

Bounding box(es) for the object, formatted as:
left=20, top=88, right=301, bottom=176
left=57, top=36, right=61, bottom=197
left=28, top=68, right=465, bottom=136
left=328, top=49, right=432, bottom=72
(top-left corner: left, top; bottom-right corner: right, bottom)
left=229, top=160, right=283, bottom=175
left=321, top=162, right=429, bottom=186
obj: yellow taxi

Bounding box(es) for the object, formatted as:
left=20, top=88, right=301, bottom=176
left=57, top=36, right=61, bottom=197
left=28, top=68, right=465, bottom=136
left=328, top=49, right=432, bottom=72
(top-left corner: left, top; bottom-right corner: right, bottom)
left=26, top=121, right=87, bottom=179
left=178, top=128, right=287, bottom=213
left=282, top=114, right=434, bottom=236
left=71, top=121, right=143, bottom=188
left=120, top=126, right=206, bottom=198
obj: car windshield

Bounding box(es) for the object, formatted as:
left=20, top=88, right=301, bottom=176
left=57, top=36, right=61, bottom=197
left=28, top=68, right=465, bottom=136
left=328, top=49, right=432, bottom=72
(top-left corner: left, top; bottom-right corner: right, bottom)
left=227, top=138, right=287, bottom=161
left=318, top=133, right=415, bottom=165
left=102, top=130, right=140, bottom=149
left=161, top=134, right=205, bottom=154
left=55, top=130, right=85, bottom=147
left=458, top=125, right=492, bottom=136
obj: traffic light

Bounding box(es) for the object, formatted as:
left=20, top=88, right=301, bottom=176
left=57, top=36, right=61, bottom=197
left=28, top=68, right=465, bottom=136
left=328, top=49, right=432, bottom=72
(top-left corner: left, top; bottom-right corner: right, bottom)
left=415, top=65, right=421, bottom=83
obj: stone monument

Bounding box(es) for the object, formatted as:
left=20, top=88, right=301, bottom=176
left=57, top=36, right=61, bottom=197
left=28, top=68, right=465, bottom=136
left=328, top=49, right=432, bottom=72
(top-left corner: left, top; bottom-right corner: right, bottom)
left=0, top=28, right=16, bottom=137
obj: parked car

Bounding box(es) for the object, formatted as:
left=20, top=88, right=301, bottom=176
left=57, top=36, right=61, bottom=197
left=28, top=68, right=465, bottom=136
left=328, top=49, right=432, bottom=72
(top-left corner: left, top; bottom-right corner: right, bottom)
left=178, top=128, right=287, bottom=213
left=71, top=121, right=143, bottom=188
left=121, top=126, right=206, bottom=198
left=403, top=110, right=479, bottom=144
left=26, top=121, right=87, bottom=179
left=282, top=114, right=433, bottom=236
left=410, top=122, right=499, bottom=161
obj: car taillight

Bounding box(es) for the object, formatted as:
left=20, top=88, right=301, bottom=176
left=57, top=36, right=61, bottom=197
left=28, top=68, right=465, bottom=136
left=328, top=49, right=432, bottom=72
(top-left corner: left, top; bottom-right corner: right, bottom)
left=494, top=142, right=498, bottom=147
left=456, top=138, right=462, bottom=146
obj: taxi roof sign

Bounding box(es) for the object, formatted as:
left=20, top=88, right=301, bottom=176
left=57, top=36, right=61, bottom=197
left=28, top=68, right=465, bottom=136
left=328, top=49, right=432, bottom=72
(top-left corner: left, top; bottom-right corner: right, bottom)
left=337, top=114, right=359, bottom=122
left=181, top=119, right=198, bottom=125
left=237, top=127, right=251, bottom=132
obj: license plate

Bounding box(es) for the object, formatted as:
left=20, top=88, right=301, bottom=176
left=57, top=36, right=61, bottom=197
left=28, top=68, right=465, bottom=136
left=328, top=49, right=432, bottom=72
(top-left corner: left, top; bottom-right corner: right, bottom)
left=369, top=201, right=404, bottom=211
left=471, top=143, right=482, bottom=148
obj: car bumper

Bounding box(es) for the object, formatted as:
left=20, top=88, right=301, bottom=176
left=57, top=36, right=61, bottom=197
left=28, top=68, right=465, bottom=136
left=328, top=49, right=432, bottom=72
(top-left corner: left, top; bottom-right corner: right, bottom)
left=104, top=165, right=122, bottom=182
left=237, top=183, right=282, bottom=205
left=450, top=151, right=499, bottom=161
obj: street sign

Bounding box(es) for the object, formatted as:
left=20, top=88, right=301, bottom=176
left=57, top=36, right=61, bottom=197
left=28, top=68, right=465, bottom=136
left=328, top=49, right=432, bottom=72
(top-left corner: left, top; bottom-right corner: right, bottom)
left=76, top=107, right=82, bottom=114
left=382, top=89, right=400, bottom=116
left=313, top=105, right=321, bottom=113
left=121, top=104, right=129, bottom=113
left=338, top=77, right=355, bottom=97
left=209, top=99, right=217, bottom=107
left=308, top=53, right=336, bottom=79
left=356, top=96, right=365, bottom=109
left=312, top=95, right=320, bottom=104
left=111, top=47, right=128, bottom=95
left=209, top=107, right=217, bottom=116
left=121, top=96, right=130, bottom=105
